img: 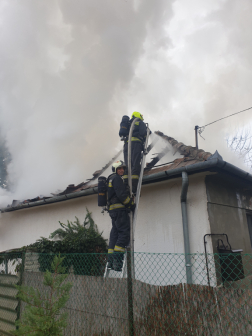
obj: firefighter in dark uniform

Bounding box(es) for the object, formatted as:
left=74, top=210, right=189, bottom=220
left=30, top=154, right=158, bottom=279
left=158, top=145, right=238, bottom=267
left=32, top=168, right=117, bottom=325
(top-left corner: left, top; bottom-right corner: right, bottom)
left=107, top=160, right=135, bottom=271
left=122, top=112, right=147, bottom=194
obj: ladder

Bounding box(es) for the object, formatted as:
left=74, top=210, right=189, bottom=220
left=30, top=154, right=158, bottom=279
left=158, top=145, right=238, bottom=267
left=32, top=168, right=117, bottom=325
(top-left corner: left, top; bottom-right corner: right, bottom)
left=104, top=120, right=150, bottom=278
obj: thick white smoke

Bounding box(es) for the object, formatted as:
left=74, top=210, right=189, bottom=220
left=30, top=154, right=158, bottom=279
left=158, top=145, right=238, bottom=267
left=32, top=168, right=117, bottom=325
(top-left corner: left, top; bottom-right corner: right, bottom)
left=0, top=0, right=252, bottom=205
left=125, top=0, right=252, bottom=164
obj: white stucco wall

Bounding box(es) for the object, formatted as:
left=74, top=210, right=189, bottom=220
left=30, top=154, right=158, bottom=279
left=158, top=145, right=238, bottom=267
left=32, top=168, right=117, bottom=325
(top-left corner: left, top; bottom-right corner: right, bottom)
left=135, top=173, right=213, bottom=254
left=132, top=173, right=213, bottom=285
left=0, top=172, right=213, bottom=284
left=0, top=173, right=213, bottom=253
left=0, top=194, right=111, bottom=252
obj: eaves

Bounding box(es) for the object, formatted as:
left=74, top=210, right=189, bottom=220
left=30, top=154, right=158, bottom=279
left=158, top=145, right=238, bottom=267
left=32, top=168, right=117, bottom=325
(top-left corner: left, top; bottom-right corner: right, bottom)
left=2, top=158, right=252, bottom=213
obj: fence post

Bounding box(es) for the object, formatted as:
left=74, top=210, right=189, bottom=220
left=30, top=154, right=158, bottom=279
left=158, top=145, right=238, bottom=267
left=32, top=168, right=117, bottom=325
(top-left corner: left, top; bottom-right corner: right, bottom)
left=127, top=248, right=134, bottom=336
left=16, top=252, right=26, bottom=328
left=4, top=255, right=8, bottom=274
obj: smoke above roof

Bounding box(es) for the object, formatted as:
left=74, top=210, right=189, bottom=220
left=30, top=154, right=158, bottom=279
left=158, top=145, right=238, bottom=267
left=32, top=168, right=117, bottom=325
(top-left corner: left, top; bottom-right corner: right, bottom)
left=0, top=0, right=252, bottom=205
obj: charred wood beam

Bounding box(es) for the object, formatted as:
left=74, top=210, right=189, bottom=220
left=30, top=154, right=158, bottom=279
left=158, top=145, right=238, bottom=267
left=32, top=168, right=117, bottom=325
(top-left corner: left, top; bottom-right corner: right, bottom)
left=57, top=150, right=123, bottom=196
left=85, top=149, right=123, bottom=184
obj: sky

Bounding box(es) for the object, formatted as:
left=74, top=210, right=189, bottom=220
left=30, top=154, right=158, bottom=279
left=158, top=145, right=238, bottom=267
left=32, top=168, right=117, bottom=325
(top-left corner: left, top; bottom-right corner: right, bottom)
left=0, top=0, right=252, bottom=205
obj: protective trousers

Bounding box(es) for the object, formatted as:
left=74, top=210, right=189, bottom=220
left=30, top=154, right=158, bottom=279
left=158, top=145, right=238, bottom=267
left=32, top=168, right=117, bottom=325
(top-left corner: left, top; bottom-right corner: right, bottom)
left=123, top=141, right=142, bottom=194
left=108, top=210, right=130, bottom=252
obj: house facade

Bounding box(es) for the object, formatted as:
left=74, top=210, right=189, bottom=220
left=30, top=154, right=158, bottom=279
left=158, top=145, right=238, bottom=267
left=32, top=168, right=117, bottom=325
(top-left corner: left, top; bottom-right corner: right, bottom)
left=0, top=172, right=211, bottom=254
left=1, top=132, right=252, bottom=285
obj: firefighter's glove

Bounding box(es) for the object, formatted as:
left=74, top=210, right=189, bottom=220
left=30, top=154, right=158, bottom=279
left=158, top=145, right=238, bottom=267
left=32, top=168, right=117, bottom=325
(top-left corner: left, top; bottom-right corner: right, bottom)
left=130, top=203, right=136, bottom=212
left=128, top=199, right=136, bottom=212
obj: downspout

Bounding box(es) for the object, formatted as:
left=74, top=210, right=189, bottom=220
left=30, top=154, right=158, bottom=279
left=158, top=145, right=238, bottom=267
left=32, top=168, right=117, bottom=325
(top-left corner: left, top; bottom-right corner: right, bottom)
left=181, top=171, right=192, bottom=284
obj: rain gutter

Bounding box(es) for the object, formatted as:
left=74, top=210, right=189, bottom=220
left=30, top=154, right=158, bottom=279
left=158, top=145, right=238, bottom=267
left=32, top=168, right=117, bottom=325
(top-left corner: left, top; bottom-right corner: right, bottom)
left=142, top=158, right=252, bottom=184
left=1, top=187, right=98, bottom=213
left=2, top=158, right=252, bottom=213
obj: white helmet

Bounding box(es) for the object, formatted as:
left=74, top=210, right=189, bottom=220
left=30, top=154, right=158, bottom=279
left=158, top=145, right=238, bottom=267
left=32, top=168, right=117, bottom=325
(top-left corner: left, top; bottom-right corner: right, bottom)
left=112, top=160, right=126, bottom=173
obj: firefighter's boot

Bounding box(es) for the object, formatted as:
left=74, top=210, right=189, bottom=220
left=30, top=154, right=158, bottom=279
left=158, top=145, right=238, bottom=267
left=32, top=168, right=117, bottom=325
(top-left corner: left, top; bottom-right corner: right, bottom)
left=113, top=252, right=124, bottom=272
left=132, top=178, right=139, bottom=195
left=107, top=251, right=114, bottom=269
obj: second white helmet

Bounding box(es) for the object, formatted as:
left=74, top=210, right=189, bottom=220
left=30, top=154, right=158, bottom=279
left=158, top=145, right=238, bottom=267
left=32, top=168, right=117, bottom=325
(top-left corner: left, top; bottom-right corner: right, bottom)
left=112, top=160, right=126, bottom=173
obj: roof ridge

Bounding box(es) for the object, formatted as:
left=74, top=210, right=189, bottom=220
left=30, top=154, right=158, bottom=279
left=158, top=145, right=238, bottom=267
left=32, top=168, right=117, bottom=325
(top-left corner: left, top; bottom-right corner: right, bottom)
left=155, top=131, right=212, bottom=161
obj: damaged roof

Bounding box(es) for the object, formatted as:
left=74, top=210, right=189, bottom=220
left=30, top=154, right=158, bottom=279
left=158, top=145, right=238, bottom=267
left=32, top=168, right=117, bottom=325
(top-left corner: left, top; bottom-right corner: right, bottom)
left=2, top=131, right=252, bottom=213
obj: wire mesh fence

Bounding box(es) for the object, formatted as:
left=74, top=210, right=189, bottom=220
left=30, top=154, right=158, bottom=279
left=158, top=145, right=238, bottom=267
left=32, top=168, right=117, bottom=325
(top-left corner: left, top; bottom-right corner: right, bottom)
left=0, top=251, right=251, bottom=335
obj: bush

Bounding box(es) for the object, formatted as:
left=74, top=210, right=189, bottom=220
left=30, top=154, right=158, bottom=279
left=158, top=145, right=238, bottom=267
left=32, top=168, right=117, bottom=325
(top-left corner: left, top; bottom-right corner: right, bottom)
left=12, top=255, right=72, bottom=336
left=26, top=208, right=107, bottom=275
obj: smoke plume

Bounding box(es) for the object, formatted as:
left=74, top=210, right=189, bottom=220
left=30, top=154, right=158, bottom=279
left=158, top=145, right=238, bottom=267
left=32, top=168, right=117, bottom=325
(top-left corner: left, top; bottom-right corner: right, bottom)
left=0, top=0, right=252, bottom=205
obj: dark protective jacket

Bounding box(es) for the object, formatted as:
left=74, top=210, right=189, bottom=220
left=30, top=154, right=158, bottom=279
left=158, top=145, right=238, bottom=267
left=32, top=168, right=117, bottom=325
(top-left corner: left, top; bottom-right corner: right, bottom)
left=122, top=119, right=148, bottom=193
left=107, top=173, right=133, bottom=212
left=130, top=118, right=147, bottom=142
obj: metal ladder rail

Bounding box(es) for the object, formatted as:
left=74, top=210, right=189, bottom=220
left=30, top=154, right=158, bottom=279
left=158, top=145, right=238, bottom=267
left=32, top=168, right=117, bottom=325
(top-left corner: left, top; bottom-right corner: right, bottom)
left=103, top=252, right=127, bottom=278
left=127, top=118, right=141, bottom=279
left=133, top=126, right=150, bottom=237
left=127, top=120, right=150, bottom=279
left=119, top=128, right=149, bottom=278
left=120, top=126, right=150, bottom=278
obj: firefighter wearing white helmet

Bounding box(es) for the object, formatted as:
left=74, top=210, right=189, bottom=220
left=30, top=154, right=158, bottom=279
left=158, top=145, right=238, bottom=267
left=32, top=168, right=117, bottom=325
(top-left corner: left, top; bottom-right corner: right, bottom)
left=119, top=111, right=148, bottom=194
left=111, top=160, right=126, bottom=172
left=107, top=160, right=135, bottom=271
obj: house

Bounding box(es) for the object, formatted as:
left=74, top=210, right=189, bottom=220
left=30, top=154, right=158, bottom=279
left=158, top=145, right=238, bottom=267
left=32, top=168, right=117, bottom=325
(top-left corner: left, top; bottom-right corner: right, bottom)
left=1, top=131, right=252, bottom=285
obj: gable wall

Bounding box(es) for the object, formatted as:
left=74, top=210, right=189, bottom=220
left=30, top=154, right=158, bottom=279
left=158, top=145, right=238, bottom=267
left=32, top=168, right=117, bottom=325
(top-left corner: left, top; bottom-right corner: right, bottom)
left=206, top=173, right=252, bottom=254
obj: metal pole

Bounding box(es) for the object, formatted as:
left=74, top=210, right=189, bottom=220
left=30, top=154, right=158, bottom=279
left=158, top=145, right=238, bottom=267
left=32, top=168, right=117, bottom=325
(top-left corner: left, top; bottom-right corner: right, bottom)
left=126, top=118, right=139, bottom=336
left=127, top=247, right=134, bottom=336
left=127, top=117, right=140, bottom=277
left=194, top=125, right=199, bottom=149
left=204, top=233, right=229, bottom=287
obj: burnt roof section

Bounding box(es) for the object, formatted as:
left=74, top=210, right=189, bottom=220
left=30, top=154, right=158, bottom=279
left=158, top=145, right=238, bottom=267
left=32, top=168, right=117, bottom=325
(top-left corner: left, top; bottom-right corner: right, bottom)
left=3, top=148, right=123, bottom=209
left=155, top=131, right=212, bottom=161
left=57, top=149, right=123, bottom=195
left=143, top=131, right=213, bottom=174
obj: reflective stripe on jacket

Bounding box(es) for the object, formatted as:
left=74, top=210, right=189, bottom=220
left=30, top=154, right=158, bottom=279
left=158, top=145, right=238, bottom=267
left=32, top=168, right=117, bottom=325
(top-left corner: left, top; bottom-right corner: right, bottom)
left=129, top=137, right=142, bottom=142
left=107, top=173, right=131, bottom=212
left=109, top=203, right=125, bottom=211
